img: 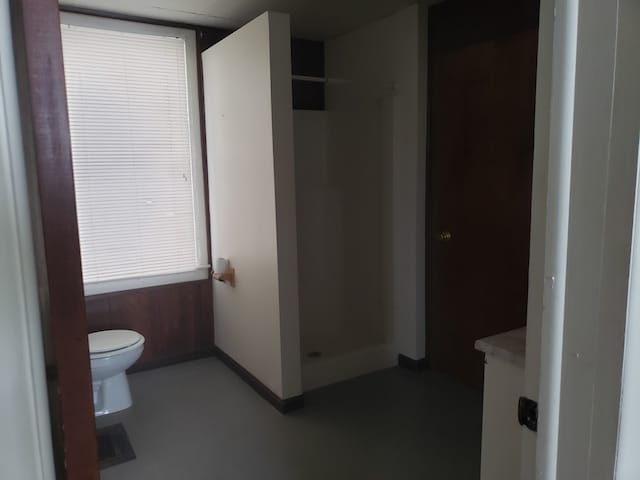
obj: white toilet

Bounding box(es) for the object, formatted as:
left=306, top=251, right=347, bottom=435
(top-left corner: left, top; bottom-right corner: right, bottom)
left=88, top=329, right=145, bottom=416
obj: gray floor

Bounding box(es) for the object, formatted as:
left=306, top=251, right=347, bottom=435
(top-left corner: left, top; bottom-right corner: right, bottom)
left=97, top=357, right=482, bottom=480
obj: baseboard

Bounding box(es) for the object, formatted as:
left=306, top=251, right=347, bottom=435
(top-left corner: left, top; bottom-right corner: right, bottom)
left=301, top=344, right=396, bottom=392
left=214, top=347, right=304, bottom=414
left=128, top=348, right=216, bottom=374
left=397, top=354, right=429, bottom=372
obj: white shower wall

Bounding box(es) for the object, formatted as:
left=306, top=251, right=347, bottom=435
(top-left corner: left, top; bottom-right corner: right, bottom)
left=294, top=4, right=427, bottom=390
left=293, top=111, right=347, bottom=356
left=294, top=98, right=391, bottom=359
left=294, top=101, right=394, bottom=391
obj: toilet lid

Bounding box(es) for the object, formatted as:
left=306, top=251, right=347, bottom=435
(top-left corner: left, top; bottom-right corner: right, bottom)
left=89, top=330, right=143, bottom=354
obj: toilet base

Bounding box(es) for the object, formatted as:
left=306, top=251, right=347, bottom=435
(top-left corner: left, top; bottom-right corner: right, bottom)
left=93, top=372, right=132, bottom=416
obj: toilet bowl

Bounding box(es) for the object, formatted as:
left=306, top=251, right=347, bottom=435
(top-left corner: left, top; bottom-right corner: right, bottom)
left=89, top=329, right=145, bottom=416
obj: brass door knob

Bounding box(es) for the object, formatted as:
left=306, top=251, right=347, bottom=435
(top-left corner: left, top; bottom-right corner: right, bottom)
left=439, top=231, right=452, bottom=241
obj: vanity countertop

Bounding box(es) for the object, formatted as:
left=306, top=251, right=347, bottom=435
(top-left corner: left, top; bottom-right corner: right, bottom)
left=475, top=327, right=526, bottom=368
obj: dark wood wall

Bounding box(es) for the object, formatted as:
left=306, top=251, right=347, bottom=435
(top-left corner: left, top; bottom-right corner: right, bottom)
left=12, top=0, right=100, bottom=477
left=291, top=38, right=325, bottom=110
left=85, top=281, right=214, bottom=371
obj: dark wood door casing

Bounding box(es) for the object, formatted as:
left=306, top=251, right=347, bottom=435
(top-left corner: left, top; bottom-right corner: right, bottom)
left=427, top=0, right=540, bottom=388
left=10, top=0, right=99, bottom=477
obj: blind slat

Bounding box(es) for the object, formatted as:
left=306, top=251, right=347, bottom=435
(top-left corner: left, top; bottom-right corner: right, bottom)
left=62, top=23, right=204, bottom=285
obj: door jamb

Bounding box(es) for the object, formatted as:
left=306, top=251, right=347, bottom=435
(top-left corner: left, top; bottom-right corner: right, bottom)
left=10, top=0, right=99, bottom=477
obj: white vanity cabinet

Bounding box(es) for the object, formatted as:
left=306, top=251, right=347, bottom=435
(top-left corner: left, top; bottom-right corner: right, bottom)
left=475, top=328, right=526, bottom=480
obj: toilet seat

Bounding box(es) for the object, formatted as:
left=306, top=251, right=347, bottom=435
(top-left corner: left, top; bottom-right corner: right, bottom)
left=89, top=330, right=144, bottom=356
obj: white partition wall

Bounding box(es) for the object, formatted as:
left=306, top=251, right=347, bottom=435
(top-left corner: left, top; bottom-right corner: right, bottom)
left=201, top=11, right=302, bottom=400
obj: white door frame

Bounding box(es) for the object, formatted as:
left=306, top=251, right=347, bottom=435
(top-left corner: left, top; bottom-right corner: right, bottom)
left=519, top=0, right=554, bottom=473
left=523, top=0, right=640, bottom=478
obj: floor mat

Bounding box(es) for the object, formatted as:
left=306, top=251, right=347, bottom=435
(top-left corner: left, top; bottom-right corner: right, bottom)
left=96, top=423, right=136, bottom=470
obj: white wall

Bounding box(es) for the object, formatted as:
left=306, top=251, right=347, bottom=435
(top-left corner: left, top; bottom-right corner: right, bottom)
left=323, top=3, right=427, bottom=361
left=617, top=105, right=640, bottom=478
left=520, top=0, right=553, bottom=475
left=294, top=108, right=398, bottom=389
left=0, top=0, right=55, bottom=477
left=525, top=0, right=640, bottom=477
left=616, top=7, right=640, bottom=472
left=573, top=0, right=640, bottom=476
left=202, top=11, right=301, bottom=399
left=293, top=111, right=346, bottom=355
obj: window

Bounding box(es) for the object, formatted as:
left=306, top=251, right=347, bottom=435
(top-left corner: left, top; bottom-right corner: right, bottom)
left=60, top=14, right=208, bottom=295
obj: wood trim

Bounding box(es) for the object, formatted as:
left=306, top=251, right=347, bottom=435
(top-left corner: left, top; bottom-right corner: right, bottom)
left=397, top=354, right=429, bottom=372
left=214, top=347, right=304, bottom=413
left=10, top=0, right=99, bottom=478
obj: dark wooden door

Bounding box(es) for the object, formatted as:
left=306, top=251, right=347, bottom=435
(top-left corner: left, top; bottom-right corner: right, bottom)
left=427, top=0, right=539, bottom=388
left=11, top=0, right=99, bottom=477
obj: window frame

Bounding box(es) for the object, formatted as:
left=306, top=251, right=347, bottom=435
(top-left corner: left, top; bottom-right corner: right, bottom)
left=60, top=12, right=210, bottom=296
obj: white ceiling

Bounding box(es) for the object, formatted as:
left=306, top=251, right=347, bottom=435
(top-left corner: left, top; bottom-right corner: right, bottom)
left=59, top=0, right=421, bottom=39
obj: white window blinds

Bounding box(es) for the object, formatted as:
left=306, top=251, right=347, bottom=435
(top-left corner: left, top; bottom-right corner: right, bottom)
left=61, top=17, right=208, bottom=293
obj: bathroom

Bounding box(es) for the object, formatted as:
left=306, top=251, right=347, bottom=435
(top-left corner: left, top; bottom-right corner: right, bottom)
left=7, top=0, right=640, bottom=478
left=70, top=5, right=424, bottom=403
left=3, top=0, right=548, bottom=478
left=61, top=3, right=429, bottom=473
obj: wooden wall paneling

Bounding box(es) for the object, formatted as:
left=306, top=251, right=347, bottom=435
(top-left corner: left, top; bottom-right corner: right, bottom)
left=197, top=27, right=231, bottom=52
left=291, top=38, right=324, bottom=76
left=10, top=0, right=99, bottom=478
left=152, top=284, right=194, bottom=360
left=108, top=288, right=155, bottom=364
left=291, top=38, right=325, bottom=110
left=292, top=79, right=325, bottom=110
left=83, top=294, right=111, bottom=330
left=85, top=280, right=215, bottom=371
